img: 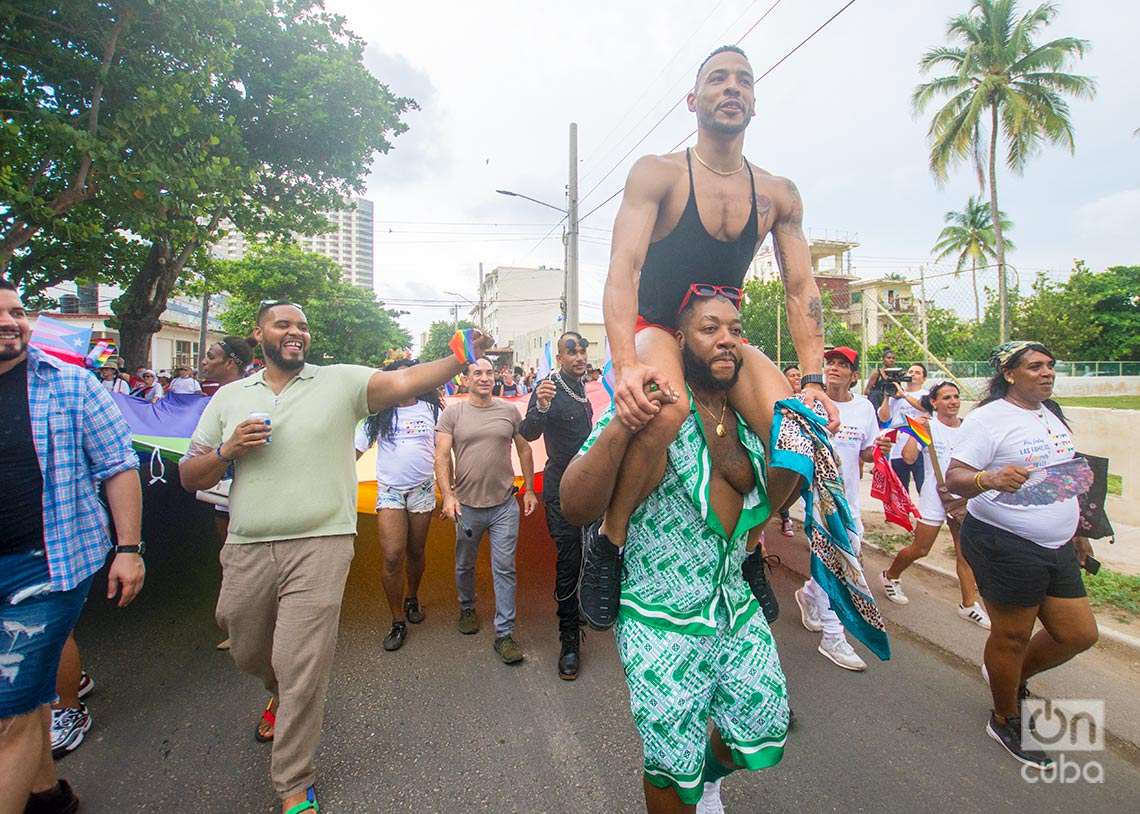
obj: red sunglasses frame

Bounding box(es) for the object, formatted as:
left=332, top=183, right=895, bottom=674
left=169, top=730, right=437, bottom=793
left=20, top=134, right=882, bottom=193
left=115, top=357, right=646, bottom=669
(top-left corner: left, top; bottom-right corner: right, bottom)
left=677, top=283, right=744, bottom=314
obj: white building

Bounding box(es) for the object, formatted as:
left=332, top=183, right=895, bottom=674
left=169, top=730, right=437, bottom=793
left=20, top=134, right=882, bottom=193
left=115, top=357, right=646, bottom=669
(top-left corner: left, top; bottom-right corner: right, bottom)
left=210, top=197, right=375, bottom=289
left=471, top=265, right=565, bottom=358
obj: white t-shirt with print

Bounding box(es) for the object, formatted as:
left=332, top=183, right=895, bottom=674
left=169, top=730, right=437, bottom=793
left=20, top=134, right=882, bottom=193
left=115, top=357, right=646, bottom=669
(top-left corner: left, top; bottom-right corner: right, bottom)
left=831, top=395, right=881, bottom=519
left=886, top=388, right=929, bottom=459
left=951, top=399, right=1078, bottom=548
left=354, top=401, right=438, bottom=491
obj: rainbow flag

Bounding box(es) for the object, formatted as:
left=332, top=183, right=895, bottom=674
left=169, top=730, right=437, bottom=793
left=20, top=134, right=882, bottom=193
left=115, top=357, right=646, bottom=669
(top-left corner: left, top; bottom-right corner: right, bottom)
left=898, top=415, right=932, bottom=448
left=86, top=340, right=116, bottom=369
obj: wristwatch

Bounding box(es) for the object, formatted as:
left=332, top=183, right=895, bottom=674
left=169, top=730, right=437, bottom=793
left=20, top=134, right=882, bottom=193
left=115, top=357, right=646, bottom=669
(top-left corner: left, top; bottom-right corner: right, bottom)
left=800, top=374, right=825, bottom=388
left=114, top=542, right=146, bottom=555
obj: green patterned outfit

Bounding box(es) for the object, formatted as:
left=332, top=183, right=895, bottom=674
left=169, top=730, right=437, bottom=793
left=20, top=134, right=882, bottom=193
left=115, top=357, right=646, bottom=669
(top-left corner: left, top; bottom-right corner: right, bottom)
left=581, top=402, right=790, bottom=804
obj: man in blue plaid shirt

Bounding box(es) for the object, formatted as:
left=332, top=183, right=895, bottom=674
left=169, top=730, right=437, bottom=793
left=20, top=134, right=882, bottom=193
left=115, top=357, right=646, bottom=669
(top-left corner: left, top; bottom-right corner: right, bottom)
left=0, top=278, right=144, bottom=814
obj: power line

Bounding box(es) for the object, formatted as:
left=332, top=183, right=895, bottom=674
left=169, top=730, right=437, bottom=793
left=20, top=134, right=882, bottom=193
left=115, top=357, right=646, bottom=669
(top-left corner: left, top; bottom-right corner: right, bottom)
left=577, top=0, right=784, bottom=207
left=579, top=0, right=859, bottom=224
left=579, top=0, right=728, bottom=178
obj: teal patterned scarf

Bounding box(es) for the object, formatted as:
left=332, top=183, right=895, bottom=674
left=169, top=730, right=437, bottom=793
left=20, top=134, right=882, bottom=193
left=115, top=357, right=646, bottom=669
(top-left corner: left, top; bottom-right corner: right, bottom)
left=770, top=398, right=891, bottom=661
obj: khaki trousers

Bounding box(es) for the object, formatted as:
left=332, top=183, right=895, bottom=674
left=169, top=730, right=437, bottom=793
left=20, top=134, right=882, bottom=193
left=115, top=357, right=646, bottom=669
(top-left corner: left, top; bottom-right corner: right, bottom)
left=216, top=535, right=355, bottom=798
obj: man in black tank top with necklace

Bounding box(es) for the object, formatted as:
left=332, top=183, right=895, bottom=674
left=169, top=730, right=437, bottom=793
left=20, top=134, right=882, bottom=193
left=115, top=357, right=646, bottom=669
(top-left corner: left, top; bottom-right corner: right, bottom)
left=580, top=45, right=838, bottom=629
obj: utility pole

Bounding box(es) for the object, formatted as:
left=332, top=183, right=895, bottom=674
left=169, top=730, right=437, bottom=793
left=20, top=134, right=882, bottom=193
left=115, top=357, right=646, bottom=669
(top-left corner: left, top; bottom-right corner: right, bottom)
left=565, top=122, right=579, bottom=333
left=478, top=262, right=485, bottom=328
left=918, top=265, right=930, bottom=363
left=452, top=303, right=459, bottom=330
left=197, top=292, right=210, bottom=368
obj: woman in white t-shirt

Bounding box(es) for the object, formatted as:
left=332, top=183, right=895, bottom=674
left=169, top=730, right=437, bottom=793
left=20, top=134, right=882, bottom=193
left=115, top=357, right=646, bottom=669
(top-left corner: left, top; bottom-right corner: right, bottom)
left=879, top=382, right=990, bottom=630
left=945, top=341, right=1098, bottom=770
left=354, top=359, right=443, bottom=652
left=876, top=362, right=930, bottom=495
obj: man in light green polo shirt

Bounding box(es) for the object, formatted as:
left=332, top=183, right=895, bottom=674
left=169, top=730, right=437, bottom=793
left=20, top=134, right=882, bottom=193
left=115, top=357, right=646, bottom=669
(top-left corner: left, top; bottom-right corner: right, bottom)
left=180, top=301, right=488, bottom=814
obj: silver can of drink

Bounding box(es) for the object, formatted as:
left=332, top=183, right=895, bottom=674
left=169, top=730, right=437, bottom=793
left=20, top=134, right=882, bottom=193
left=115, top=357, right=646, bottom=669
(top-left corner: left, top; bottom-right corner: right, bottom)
left=248, top=411, right=272, bottom=443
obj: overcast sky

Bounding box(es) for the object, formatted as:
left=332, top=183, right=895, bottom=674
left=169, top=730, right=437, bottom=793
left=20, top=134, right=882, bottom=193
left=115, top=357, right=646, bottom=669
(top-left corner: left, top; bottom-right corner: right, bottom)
left=326, top=0, right=1139, bottom=348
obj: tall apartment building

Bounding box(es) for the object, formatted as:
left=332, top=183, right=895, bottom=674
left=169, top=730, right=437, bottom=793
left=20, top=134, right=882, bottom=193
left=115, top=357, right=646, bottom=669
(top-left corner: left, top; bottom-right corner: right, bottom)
left=209, top=197, right=375, bottom=289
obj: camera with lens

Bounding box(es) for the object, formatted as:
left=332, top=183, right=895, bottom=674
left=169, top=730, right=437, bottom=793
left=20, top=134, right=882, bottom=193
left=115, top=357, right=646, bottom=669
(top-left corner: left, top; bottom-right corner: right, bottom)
left=882, top=367, right=913, bottom=385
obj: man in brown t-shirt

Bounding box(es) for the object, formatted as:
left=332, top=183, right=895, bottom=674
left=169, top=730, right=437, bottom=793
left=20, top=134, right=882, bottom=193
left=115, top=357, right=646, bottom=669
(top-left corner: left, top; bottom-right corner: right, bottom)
left=435, top=358, right=537, bottom=664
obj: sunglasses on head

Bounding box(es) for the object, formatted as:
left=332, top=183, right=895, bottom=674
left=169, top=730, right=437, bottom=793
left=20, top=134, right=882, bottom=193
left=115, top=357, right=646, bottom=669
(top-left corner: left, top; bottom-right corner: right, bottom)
left=677, top=283, right=743, bottom=314
left=564, top=337, right=590, bottom=353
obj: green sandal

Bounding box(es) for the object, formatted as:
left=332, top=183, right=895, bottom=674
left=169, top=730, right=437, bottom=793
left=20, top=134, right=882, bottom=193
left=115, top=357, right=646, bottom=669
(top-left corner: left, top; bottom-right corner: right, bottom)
left=283, top=786, right=318, bottom=814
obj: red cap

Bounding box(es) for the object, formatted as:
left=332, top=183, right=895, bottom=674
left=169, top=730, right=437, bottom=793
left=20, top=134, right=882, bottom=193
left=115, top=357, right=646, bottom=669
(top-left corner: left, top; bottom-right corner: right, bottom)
left=824, top=346, right=859, bottom=367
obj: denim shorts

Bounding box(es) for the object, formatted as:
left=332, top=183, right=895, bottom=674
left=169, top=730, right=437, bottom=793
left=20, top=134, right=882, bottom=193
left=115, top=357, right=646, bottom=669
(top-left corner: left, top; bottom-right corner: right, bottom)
left=376, top=479, right=437, bottom=513
left=0, top=548, right=94, bottom=718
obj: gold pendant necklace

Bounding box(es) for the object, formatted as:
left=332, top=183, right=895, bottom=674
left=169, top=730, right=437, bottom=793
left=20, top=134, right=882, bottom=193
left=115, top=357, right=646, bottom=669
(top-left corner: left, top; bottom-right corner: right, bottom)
left=693, top=393, right=729, bottom=437
left=691, top=147, right=745, bottom=176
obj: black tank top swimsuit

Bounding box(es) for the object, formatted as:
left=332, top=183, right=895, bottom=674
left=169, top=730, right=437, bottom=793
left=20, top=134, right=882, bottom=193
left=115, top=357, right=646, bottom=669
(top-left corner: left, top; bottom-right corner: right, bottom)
left=636, top=148, right=759, bottom=330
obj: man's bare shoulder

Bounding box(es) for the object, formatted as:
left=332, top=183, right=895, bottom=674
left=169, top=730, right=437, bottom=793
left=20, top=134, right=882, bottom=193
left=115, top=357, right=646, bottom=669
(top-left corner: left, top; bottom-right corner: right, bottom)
left=627, top=152, right=687, bottom=195
left=749, top=163, right=802, bottom=215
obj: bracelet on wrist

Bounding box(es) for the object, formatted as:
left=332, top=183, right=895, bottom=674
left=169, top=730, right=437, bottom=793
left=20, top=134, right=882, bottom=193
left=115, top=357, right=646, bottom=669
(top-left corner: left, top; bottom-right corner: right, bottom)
left=974, top=470, right=987, bottom=492
left=215, top=445, right=234, bottom=463
left=448, top=329, right=479, bottom=365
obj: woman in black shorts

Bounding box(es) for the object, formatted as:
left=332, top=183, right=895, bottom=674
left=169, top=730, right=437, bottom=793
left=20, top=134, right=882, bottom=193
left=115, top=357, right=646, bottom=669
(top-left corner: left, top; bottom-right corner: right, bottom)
left=946, top=341, right=1098, bottom=770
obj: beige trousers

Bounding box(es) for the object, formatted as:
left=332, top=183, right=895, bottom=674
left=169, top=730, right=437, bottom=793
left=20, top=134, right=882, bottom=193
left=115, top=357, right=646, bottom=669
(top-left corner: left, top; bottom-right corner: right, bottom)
left=216, top=535, right=355, bottom=798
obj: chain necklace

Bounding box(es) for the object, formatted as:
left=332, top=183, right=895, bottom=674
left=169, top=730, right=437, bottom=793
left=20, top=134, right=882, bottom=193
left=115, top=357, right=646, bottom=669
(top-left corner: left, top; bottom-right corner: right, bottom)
left=691, top=392, right=729, bottom=437
left=553, top=371, right=588, bottom=404
left=691, top=147, right=745, bottom=177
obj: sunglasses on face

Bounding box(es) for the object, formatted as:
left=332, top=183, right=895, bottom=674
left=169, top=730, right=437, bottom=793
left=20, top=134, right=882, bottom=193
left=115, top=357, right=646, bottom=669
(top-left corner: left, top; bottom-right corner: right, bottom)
left=677, top=283, right=743, bottom=314
left=564, top=338, right=590, bottom=353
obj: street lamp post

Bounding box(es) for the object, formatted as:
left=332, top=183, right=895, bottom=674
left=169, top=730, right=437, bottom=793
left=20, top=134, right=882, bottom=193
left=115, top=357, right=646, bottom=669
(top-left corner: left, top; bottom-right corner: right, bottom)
left=494, top=122, right=579, bottom=333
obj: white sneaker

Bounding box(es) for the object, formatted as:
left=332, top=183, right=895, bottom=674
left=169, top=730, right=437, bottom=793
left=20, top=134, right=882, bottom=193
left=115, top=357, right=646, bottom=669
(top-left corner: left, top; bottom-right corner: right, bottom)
left=818, top=637, right=867, bottom=672
left=959, top=602, right=991, bottom=630
left=794, top=586, right=823, bottom=632
left=695, top=779, right=725, bottom=814
left=879, top=571, right=909, bottom=605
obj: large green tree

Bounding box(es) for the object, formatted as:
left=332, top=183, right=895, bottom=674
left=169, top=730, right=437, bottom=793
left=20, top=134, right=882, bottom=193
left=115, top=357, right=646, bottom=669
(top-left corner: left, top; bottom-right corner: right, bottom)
left=420, top=319, right=477, bottom=363
left=931, top=196, right=1014, bottom=321
left=739, top=278, right=855, bottom=363
left=210, top=243, right=409, bottom=367
left=913, top=0, right=1095, bottom=341
left=1, top=1, right=414, bottom=367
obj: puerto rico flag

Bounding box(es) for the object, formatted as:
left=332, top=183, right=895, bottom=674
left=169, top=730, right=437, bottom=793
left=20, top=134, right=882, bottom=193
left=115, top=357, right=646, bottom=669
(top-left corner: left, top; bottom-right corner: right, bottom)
left=30, top=315, right=92, bottom=367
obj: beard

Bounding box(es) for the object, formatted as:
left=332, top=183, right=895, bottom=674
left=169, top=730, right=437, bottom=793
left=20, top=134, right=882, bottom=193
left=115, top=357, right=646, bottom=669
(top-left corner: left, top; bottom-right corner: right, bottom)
left=0, top=336, right=28, bottom=361
left=263, top=341, right=305, bottom=372
left=683, top=344, right=741, bottom=392
left=697, top=105, right=751, bottom=136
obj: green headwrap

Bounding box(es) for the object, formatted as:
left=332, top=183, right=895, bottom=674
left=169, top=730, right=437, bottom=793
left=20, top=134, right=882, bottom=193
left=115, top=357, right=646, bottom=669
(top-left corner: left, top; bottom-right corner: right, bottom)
left=990, top=340, right=1052, bottom=372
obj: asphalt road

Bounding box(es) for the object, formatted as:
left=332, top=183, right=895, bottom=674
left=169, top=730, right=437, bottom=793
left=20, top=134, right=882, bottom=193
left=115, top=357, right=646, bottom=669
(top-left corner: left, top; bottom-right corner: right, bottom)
left=62, top=479, right=1140, bottom=812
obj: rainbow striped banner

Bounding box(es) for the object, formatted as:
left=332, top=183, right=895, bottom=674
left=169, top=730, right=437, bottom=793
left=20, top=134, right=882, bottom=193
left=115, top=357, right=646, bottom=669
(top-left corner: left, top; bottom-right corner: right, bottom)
left=899, top=415, right=932, bottom=448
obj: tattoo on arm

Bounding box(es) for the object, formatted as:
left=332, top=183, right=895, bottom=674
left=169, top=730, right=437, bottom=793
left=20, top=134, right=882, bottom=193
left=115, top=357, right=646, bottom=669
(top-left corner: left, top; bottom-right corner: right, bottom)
left=772, top=179, right=804, bottom=286
left=807, top=296, right=823, bottom=335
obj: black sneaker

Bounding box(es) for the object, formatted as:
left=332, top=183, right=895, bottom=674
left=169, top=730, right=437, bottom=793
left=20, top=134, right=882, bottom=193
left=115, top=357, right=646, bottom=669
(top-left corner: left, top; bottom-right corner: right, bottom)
left=558, top=630, right=580, bottom=681
left=578, top=522, right=623, bottom=630
left=24, top=779, right=80, bottom=814
left=383, top=621, right=407, bottom=651
left=404, top=596, right=425, bottom=624
left=986, top=713, right=1054, bottom=769
left=742, top=548, right=780, bottom=624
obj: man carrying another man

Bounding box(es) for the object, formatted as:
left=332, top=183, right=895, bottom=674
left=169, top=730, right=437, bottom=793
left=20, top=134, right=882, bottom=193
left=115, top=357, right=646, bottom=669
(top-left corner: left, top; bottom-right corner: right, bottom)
left=561, top=293, right=790, bottom=813
left=180, top=302, right=490, bottom=814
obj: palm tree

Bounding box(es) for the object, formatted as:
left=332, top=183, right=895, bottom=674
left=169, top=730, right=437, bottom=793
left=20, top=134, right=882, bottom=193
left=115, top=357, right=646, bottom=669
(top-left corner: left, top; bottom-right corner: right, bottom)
left=913, top=0, right=1095, bottom=341
left=932, top=197, right=1014, bottom=321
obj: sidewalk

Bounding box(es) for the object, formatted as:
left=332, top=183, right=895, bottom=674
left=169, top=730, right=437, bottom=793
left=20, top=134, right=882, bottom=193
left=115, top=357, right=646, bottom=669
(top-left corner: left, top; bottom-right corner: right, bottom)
left=776, top=487, right=1140, bottom=756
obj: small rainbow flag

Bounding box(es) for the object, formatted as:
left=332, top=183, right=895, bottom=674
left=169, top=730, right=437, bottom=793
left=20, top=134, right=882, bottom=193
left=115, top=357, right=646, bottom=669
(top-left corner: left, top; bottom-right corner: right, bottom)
left=448, top=329, right=477, bottom=365
left=899, top=415, right=932, bottom=448
left=86, top=340, right=116, bottom=369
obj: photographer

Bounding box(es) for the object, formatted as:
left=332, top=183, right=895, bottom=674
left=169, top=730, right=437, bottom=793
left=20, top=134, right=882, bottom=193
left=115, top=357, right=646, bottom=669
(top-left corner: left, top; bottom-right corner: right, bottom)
left=863, top=348, right=897, bottom=409
left=945, top=341, right=1097, bottom=770
left=876, top=362, right=930, bottom=494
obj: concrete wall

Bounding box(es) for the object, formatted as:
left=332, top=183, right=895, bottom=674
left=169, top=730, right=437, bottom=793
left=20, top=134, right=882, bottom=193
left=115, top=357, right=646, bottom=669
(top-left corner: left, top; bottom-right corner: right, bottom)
left=956, top=376, right=1140, bottom=398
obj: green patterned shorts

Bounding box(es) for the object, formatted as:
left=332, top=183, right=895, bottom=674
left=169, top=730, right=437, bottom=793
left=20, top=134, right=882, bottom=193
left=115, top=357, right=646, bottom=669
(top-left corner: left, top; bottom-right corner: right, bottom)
left=615, top=607, right=790, bottom=804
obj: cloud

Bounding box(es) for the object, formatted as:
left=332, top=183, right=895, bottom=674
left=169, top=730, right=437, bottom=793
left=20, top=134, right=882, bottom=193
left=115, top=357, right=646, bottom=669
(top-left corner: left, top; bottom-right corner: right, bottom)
left=1073, top=189, right=1140, bottom=259
left=362, top=46, right=448, bottom=186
